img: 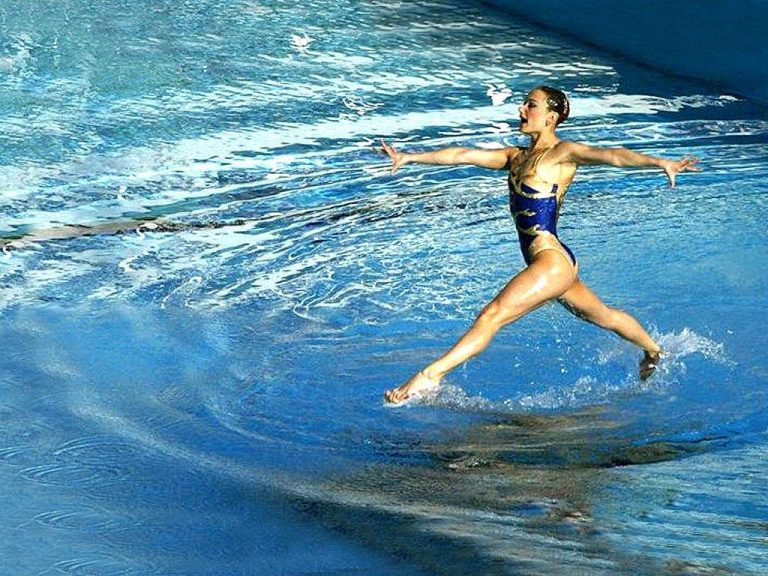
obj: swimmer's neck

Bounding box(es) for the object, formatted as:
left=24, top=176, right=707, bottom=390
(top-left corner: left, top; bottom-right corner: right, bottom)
left=525, top=132, right=559, bottom=152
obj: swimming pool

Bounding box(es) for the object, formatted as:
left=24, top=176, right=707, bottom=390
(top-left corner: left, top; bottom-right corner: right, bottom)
left=1, top=1, right=766, bottom=574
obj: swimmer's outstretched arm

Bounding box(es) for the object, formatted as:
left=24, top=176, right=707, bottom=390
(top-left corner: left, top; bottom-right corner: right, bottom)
left=380, top=139, right=520, bottom=174
left=557, top=141, right=700, bottom=188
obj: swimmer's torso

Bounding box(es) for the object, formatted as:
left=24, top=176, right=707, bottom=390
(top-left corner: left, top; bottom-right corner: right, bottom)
left=508, top=143, right=577, bottom=266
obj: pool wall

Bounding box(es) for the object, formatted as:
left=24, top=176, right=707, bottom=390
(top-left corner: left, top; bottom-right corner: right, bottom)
left=481, top=0, right=768, bottom=106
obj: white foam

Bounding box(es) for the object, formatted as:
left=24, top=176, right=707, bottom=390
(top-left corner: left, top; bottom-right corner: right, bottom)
left=0, top=91, right=737, bottom=204
left=402, top=328, right=732, bottom=414
left=656, top=328, right=730, bottom=364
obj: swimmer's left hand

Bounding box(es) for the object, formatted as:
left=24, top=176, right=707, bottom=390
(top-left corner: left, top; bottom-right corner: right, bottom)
left=663, top=156, right=701, bottom=188
left=379, top=139, right=409, bottom=174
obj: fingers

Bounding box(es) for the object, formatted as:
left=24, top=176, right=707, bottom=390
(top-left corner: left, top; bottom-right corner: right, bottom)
left=379, top=138, right=395, bottom=157
left=377, top=138, right=402, bottom=174
left=666, top=170, right=676, bottom=188
left=666, top=156, right=701, bottom=187
left=681, top=156, right=701, bottom=172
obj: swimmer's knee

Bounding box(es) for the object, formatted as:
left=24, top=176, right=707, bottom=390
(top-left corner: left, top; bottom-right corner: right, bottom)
left=477, top=301, right=503, bottom=327
left=477, top=300, right=519, bottom=329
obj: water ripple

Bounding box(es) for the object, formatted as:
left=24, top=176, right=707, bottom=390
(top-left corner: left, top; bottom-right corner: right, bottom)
left=20, top=462, right=131, bottom=488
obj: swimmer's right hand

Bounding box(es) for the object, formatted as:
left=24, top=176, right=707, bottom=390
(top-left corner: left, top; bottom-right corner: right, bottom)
left=661, top=156, right=701, bottom=188
left=380, top=139, right=408, bottom=174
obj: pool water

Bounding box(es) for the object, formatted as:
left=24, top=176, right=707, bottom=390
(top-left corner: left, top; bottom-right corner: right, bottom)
left=1, top=1, right=766, bottom=574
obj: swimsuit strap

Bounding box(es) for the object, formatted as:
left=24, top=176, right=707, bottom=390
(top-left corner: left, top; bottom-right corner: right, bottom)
left=511, top=144, right=558, bottom=193
left=514, top=143, right=557, bottom=180
left=529, top=144, right=555, bottom=175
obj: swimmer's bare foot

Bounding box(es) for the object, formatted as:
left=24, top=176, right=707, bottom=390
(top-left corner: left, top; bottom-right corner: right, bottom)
left=384, top=370, right=441, bottom=404
left=639, top=350, right=662, bottom=381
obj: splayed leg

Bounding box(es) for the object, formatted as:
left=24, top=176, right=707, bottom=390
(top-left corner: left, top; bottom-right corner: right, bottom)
left=385, top=252, right=576, bottom=405
left=558, top=279, right=663, bottom=379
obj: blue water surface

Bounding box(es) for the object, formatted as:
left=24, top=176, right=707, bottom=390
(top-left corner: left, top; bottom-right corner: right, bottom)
left=1, top=1, right=766, bottom=575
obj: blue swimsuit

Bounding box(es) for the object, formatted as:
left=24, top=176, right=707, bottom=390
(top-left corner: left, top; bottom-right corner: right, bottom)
left=508, top=147, right=576, bottom=267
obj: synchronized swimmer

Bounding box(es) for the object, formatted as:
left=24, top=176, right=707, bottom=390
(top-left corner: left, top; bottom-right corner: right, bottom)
left=382, top=86, right=700, bottom=405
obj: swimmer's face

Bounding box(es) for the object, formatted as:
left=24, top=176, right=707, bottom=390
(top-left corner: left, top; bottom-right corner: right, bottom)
left=518, top=89, right=559, bottom=133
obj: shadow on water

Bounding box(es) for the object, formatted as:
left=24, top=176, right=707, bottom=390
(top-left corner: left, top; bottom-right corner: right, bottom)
left=294, top=409, right=758, bottom=576
left=439, top=407, right=742, bottom=467
left=0, top=177, right=477, bottom=255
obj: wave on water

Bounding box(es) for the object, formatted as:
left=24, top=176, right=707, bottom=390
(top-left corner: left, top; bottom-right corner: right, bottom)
left=405, top=328, right=731, bottom=415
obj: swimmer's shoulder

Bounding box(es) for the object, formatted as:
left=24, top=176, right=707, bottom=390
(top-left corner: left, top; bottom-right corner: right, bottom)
left=548, top=140, right=622, bottom=167
left=537, top=141, right=580, bottom=185
left=503, top=145, right=525, bottom=168
left=545, top=140, right=582, bottom=167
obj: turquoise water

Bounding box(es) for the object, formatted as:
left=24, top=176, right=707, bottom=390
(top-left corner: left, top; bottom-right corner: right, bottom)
left=1, top=1, right=766, bottom=574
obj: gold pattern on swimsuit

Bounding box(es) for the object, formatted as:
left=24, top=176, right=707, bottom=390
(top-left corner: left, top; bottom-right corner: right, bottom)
left=511, top=181, right=558, bottom=199
left=516, top=224, right=543, bottom=237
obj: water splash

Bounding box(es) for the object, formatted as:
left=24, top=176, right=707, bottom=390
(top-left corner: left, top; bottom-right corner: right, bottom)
left=409, top=328, right=732, bottom=415
left=290, top=33, right=314, bottom=52
left=656, top=327, right=731, bottom=365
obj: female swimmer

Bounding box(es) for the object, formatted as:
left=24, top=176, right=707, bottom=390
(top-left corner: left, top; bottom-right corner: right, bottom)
left=382, top=86, right=699, bottom=404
